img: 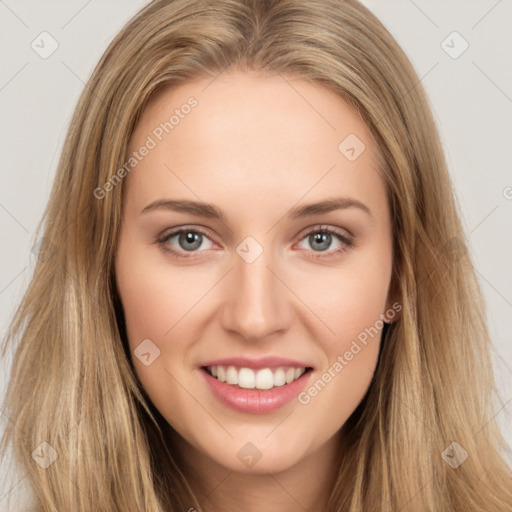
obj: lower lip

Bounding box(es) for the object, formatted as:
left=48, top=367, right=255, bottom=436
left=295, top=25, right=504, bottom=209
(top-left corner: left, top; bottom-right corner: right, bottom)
left=200, top=368, right=312, bottom=414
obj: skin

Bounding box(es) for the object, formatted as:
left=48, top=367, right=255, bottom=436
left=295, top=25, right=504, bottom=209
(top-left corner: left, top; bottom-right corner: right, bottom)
left=115, top=70, right=395, bottom=511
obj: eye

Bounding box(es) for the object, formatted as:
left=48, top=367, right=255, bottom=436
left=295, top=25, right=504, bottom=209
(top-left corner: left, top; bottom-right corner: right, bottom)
left=295, top=225, right=354, bottom=259
left=158, top=227, right=216, bottom=259
left=157, top=224, right=354, bottom=260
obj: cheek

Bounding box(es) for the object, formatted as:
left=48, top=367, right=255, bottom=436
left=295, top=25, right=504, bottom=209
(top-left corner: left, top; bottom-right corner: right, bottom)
left=296, top=274, right=388, bottom=431
left=322, top=273, right=389, bottom=348
left=115, top=238, right=213, bottom=350
left=115, top=243, right=210, bottom=428
left=303, top=249, right=392, bottom=353
left=295, top=241, right=392, bottom=414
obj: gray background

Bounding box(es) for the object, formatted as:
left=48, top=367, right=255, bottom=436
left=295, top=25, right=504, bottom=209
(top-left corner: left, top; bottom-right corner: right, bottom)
left=1, top=0, right=511, bottom=507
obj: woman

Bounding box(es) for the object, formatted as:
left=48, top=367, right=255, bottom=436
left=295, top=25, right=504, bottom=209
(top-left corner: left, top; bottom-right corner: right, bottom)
left=2, top=0, right=511, bottom=510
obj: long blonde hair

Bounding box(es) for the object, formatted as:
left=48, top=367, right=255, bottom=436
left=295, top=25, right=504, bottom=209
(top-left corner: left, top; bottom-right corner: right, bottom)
left=2, top=0, right=511, bottom=510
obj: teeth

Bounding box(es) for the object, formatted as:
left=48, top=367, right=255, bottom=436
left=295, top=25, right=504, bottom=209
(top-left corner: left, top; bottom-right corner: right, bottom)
left=239, top=368, right=255, bottom=389
left=255, top=368, right=273, bottom=390
left=206, top=365, right=307, bottom=390
left=273, top=368, right=286, bottom=386
left=226, top=365, right=238, bottom=385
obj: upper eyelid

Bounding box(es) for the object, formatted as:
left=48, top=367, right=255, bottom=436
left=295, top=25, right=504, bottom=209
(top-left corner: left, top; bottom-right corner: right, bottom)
left=296, top=223, right=353, bottom=240
left=160, top=226, right=218, bottom=245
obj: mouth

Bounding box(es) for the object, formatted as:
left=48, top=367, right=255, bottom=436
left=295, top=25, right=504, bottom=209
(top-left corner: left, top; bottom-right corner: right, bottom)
left=199, top=358, right=314, bottom=414
left=202, top=365, right=313, bottom=390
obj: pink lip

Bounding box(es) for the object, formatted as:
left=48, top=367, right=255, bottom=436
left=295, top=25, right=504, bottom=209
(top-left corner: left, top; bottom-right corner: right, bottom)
left=200, top=356, right=313, bottom=370
left=200, top=367, right=313, bottom=414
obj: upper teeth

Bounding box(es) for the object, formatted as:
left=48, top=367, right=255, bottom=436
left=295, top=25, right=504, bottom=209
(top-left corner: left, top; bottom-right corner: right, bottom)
left=207, top=366, right=307, bottom=390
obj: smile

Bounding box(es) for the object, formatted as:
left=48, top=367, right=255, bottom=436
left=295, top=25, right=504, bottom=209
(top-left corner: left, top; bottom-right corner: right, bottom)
left=204, top=365, right=309, bottom=390
left=199, top=359, right=314, bottom=414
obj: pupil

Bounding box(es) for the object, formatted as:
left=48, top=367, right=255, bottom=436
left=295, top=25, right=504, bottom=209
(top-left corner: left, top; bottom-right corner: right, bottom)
left=180, top=231, right=201, bottom=251
left=311, top=232, right=330, bottom=251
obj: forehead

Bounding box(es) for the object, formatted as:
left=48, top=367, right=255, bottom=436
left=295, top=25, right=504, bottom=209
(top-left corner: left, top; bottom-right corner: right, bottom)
left=124, top=70, right=386, bottom=222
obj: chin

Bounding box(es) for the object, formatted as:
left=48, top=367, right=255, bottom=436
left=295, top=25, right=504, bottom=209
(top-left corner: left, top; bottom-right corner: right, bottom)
left=209, top=443, right=307, bottom=474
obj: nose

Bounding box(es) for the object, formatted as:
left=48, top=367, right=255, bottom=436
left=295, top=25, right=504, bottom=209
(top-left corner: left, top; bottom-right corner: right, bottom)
left=220, top=249, right=293, bottom=343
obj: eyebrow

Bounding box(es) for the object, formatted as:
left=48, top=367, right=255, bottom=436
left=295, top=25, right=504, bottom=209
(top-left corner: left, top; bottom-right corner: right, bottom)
left=140, top=196, right=372, bottom=220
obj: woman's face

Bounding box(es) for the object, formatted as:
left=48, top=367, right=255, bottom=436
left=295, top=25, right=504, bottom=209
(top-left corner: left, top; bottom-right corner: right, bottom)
left=115, top=70, right=394, bottom=474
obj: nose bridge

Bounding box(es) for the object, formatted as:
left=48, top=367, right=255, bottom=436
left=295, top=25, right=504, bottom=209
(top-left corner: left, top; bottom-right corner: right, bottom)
left=221, top=242, right=290, bottom=341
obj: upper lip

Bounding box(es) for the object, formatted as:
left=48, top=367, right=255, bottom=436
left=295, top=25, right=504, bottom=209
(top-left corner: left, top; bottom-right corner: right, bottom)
left=201, top=356, right=314, bottom=370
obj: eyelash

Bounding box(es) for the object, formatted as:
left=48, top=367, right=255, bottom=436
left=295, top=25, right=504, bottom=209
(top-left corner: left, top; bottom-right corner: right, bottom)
left=157, top=225, right=354, bottom=260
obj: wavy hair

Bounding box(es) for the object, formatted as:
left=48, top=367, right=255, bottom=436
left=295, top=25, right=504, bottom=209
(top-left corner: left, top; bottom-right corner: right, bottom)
left=2, top=0, right=511, bottom=510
